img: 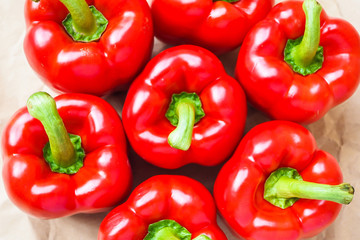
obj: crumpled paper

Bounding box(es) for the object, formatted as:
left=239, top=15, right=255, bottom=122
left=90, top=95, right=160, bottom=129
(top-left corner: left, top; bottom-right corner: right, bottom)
left=0, top=0, right=359, bottom=239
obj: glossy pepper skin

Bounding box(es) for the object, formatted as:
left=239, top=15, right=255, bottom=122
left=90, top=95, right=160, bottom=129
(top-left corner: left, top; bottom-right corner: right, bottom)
left=24, top=0, right=153, bottom=96
left=150, top=0, right=273, bottom=54
left=98, top=175, right=227, bottom=240
left=122, top=45, right=247, bottom=169
left=214, top=120, right=349, bottom=240
left=235, top=0, right=360, bottom=123
left=1, top=93, right=132, bottom=219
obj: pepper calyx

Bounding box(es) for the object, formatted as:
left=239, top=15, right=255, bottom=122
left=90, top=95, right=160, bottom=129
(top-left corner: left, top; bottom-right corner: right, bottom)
left=165, top=92, right=205, bottom=151
left=62, top=5, right=108, bottom=42
left=43, top=134, right=85, bottom=174
left=144, top=219, right=191, bottom=240
left=166, top=92, right=205, bottom=126
left=264, top=167, right=302, bottom=209
left=284, top=37, right=324, bottom=76
left=284, top=0, right=324, bottom=76
left=144, top=219, right=211, bottom=240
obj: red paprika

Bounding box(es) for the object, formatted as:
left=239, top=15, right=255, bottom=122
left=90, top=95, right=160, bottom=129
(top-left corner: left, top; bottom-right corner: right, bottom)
left=215, top=120, right=354, bottom=239
left=2, top=92, right=132, bottom=218
left=122, top=45, right=247, bottom=169
left=235, top=0, right=360, bottom=123
left=24, top=0, right=153, bottom=95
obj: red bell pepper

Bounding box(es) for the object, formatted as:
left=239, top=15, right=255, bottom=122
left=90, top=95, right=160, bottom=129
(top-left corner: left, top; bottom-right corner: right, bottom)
left=214, top=120, right=354, bottom=240
left=1, top=92, right=132, bottom=219
left=150, top=0, right=273, bottom=54
left=235, top=0, right=360, bottom=123
left=122, top=45, right=247, bottom=169
left=98, top=175, right=227, bottom=240
left=24, top=0, right=153, bottom=96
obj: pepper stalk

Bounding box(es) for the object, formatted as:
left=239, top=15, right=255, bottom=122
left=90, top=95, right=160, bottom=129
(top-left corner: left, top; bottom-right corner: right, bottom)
left=165, top=92, right=205, bottom=151
left=264, top=167, right=354, bottom=209
left=144, top=219, right=211, bottom=240
left=284, top=0, right=324, bottom=75
left=27, top=92, right=85, bottom=174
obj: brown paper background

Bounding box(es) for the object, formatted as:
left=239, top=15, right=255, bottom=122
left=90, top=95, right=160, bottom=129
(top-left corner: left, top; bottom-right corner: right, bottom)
left=1, top=0, right=359, bottom=239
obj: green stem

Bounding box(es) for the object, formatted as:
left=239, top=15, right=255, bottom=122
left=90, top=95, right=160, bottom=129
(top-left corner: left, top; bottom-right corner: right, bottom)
left=264, top=167, right=354, bottom=209
left=144, top=220, right=191, bottom=240
left=144, top=219, right=211, bottom=240
left=27, top=92, right=76, bottom=168
left=149, top=227, right=180, bottom=240
left=291, top=0, right=322, bottom=67
left=59, top=0, right=96, bottom=35
left=272, top=177, right=354, bottom=205
left=168, top=102, right=195, bottom=151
